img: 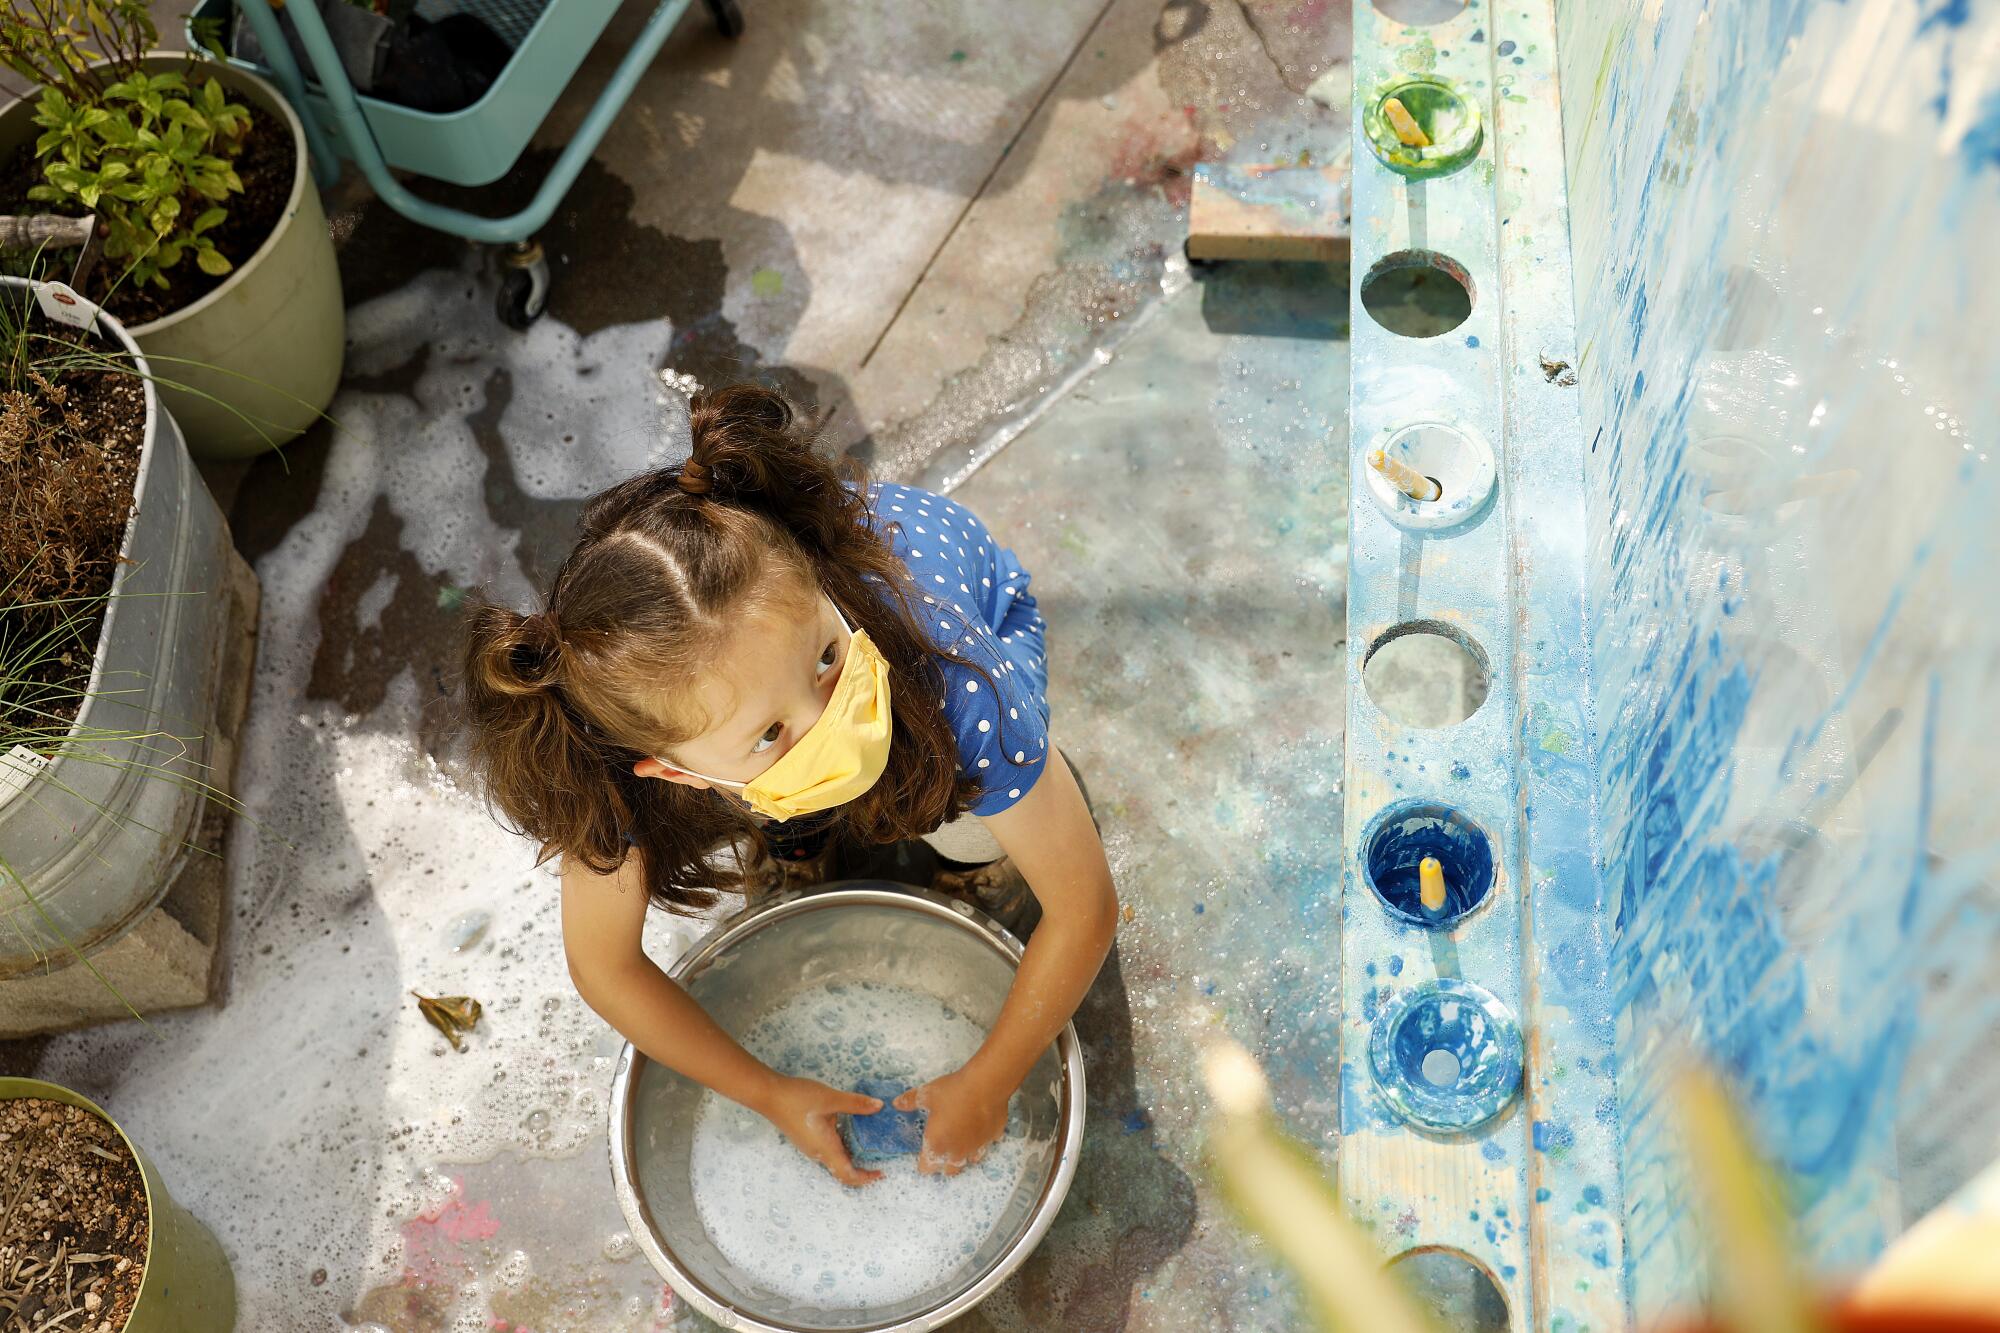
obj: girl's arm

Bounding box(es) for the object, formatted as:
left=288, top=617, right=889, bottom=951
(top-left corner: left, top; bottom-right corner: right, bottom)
left=895, top=739, right=1119, bottom=1171
left=560, top=855, right=887, bottom=1185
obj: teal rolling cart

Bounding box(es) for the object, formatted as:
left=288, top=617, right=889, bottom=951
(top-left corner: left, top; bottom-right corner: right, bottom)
left=193, top=0, right=742, bottom=326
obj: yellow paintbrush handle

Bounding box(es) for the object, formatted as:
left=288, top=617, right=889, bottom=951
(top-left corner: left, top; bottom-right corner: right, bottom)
left=1419, top=857, right=1447, bottom=913
left=1204, top=1041, right=1440, bottom=1333
left=1370, top=449, right=1442, bottom=502
left=1677, top=1067, right=1826, bottom=1333
left=1383, top=97, right=1431, bottom=148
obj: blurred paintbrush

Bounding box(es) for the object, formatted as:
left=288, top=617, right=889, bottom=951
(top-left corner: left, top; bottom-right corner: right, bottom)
left=1675, top=1064, right=1826, bottom=1333
left=1202, top=1039, right=1439, bottom=1333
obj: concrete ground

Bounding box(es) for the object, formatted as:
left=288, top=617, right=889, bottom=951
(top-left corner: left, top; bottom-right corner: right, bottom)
left=1, top=3, right=1513, bottom=1330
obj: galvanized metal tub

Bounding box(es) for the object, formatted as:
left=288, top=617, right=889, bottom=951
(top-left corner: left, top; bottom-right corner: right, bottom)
left=609, top=883, right=1086, bottom=1333
left=0, top=278, right=235, bottom=976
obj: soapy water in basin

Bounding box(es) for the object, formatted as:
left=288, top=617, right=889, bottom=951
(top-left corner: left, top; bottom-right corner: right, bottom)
left=690, top=981, right=1033, bottom=1309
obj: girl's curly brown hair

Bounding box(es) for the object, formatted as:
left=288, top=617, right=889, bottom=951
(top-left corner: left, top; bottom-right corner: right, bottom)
left=461, top=384, right=983, bottom=913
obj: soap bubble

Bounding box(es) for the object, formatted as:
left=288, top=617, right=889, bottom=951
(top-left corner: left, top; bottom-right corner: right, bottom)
left=686, top=984, right=1037, bottom=1309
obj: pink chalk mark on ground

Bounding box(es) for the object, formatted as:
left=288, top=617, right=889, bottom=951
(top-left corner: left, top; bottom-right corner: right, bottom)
left=372, top=1181, right=678, bottom=1330
left=399, top=1178, right=503, bottom=1283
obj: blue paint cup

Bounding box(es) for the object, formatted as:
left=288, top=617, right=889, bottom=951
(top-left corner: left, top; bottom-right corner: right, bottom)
left=1362, top=799, right=1498, bottom=929
left=1369, top=979, right=1524, bottom=1133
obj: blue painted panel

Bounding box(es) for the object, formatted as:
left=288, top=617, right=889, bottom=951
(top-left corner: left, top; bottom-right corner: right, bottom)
left=1555, top=0, right=2000, bottom=1320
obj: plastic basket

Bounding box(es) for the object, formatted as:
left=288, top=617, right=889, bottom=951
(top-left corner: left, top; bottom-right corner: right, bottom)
left=191, top=0, right=626, bottom=186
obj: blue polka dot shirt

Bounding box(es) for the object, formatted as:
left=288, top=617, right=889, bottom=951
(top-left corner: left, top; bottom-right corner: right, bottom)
left=867, top=483, right=1050, bottom=816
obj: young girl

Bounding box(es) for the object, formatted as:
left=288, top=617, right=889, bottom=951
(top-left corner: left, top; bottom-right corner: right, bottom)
left=462, top=385, right=1118, bottom=1186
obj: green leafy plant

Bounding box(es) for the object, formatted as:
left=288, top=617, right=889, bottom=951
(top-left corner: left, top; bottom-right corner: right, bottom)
left=0, top=0, right=254, bottom=291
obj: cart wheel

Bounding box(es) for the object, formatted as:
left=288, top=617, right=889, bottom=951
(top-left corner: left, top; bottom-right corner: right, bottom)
left=497, top=242, right=550, bottom=330
left=704, top=0, right=744, bottom=38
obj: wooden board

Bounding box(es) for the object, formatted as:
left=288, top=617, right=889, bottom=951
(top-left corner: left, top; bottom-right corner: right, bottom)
left=1186, top=161, right=1352, bottom=263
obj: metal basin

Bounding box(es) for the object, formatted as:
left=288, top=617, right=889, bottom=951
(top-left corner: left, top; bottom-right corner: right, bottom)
left=609, top=883, right=1085, bottom=1332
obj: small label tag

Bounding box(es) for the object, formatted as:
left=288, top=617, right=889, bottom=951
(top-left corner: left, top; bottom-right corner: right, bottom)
left=0, top=744, right=51, bottom=810
left=34, top=281, right=101, bottom=330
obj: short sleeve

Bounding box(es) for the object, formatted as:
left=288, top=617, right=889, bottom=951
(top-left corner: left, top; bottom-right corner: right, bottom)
left=866, top=482, right=1052, bottom=817
left=934, top=616, right=1051, bottom=816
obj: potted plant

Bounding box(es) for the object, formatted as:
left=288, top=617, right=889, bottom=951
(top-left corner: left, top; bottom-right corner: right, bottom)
left=0, top=0, right=342, bottom=459
left=0, top=276, right=247, bottom=1021
left=0, top=1076, right=235, bottom=1331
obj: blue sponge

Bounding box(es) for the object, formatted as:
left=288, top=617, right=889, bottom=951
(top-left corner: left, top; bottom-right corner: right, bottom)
left=839, top=1077, right=927, bottom=1164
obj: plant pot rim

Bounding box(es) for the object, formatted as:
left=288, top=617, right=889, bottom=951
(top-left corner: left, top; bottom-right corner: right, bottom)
left=0, top=51, right=310, bottom=336
left=0, top=1076, right=161, bottom=1303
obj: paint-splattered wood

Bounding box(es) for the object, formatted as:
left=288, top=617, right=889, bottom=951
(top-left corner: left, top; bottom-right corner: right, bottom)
left=1343, top=2, right=1625, bottom=1330
left=1186, top=162, right=1351, bottom=263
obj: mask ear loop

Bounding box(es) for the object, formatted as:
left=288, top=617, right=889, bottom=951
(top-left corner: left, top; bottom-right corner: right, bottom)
left=652, top=758, right=748, bottom=788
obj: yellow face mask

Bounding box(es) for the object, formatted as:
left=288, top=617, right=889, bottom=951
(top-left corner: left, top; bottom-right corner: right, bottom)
left=662, top=602, right=894, bottom=823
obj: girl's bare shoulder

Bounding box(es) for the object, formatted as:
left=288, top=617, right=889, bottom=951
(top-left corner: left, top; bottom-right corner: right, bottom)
left=559, top=850, right=651, bottom=927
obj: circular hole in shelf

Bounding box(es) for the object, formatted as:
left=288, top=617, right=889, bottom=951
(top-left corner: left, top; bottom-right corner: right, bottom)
left=1386, top=1248, right=1510, bottom=1333
left=1365, top=421, right=1498, bottom=531
left=1362, top=798, right=1496, bottom=928
left=1362, top=250, right=1473, bottom=336
left=1371, top=0, right=1471, bottom=23
left=1369, top=979, right=1524, bottom=1132
left=1363, top=622, right=1490, bottom=728
left=1421, top=1048, right=1463, bottom=1087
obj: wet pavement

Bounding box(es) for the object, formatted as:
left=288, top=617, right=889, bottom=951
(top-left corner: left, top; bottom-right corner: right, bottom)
left=15, top=2, right=1384, bottom=1330
left=937, top=258, right=1352, bottom=1331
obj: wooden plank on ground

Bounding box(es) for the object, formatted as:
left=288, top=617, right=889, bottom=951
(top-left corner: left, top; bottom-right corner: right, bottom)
left=1187, top=162, right=1351, bottom=263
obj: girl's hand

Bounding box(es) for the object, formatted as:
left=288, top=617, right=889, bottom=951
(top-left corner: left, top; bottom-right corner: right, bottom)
left=757, top=1075, right=885, bottom=1187
left=896, top=1068, right=1010, bottom=1175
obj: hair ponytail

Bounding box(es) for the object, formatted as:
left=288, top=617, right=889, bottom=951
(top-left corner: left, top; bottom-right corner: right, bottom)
left=459, top=382, right=984, bottom=914
left=463, top=602, right=720, bottom=912
left=474, top=608, right=560, bottom=692
left=680, top=386, right=857, bottom=557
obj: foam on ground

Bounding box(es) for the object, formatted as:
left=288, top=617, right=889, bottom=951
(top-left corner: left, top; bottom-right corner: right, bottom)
left=688, top=982, right=1031, bottom=1310
left=34, top=262, right=710, bottom=1330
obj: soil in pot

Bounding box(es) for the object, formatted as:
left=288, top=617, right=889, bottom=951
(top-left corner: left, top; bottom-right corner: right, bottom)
left=0, top=304, right=147, bottom=732
left=0, top=1096, right=148, bottom=1333
left=0, top=95, right=296, bottom=328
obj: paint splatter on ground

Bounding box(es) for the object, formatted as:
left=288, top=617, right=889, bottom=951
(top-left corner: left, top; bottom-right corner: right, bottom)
left=938, top=258, right=1350, bottom=1331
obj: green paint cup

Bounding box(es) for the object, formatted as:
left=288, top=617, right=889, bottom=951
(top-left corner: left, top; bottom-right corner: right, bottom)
left=1364, top=76, right=1484, bottom=180
left=0, top=1078, right=236, bottom=1333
